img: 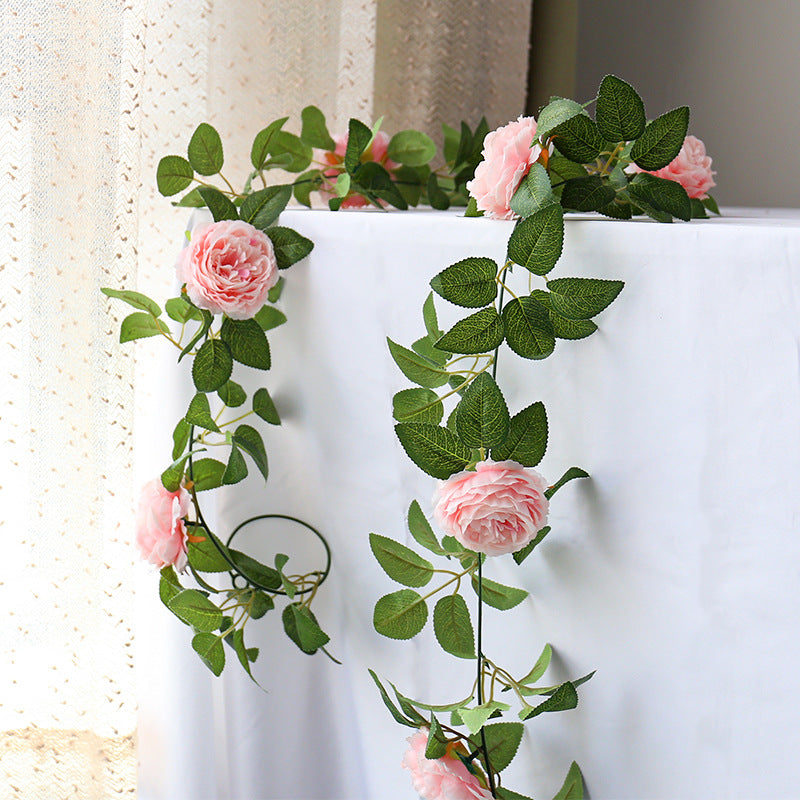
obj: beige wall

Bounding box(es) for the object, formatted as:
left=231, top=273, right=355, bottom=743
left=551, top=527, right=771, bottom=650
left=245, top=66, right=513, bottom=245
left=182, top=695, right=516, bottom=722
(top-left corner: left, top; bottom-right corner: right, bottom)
left=575, top=0, right=800, bottom=208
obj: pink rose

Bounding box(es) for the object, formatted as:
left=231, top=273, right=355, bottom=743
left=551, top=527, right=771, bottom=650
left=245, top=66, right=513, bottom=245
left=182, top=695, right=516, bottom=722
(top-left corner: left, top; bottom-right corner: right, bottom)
left=630, top=134, right=716, bottom=199
left=316, top=130, right=397, bottom=209
left=433, top=460, right=549, bottom=557
left=135, top=478, right=191, bottom=571
left=466, top=116, right=542, bottom=220
left=402, top=729, right=493, bottom=800
left=176, top=219, right=278, bottom=319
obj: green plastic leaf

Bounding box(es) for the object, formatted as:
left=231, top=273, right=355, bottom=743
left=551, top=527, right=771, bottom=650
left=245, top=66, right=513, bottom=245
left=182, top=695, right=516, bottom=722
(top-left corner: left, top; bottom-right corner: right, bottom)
left=459, top=701, right=510, bottom=734
left=240, top=185, right=292, bottom=230
left=502, top=296, right=555, bottom=360
left=545, top=467, right=589, bottom=499
left=595, top=75, right=646, bottom=142
left=373, top=589, right=428, bottom=640
left=550, top=114, right=605, bottom=163
left=292, top=169, right=320, bottom=208
left=597, top=199, right=633, bottom=221
left=174, top=187, right=206, bottom=207
left=220, top=317, right=271, bottom=370
left=275, top=553, right=296, bottom=599
left=496, top=789, right=535, bottom=800
left=159, top=565, right=182, bottom=606
left=282, top=603, right=330, bottom=654
left=393, top=388, right=443, bottom=425
left=425, top=714, right=449, bottom=759
left=472, top=575, right=528, bottom=610
left=479, top=722, right=524, bottom=773
left=630, top=106, right=689, bottom=171
left=521, top=681, right=578, bottom=720
left=217, top=379, right=247, bottom=408
left=119, top=312, right=165, bottom=343
left=628, top=172, right=691, bottom=222
left=101, top=287, right=161, bottom=317
left=160, top=453, right=190, bottom=492
left=228, top=549, right=281, bottom=591
left=394, top=423, right=471, bottom=479
left=433, top=594, right=475, bottom=659
left=344, top=118, right=373, bottom=173
left=189, top=457, right=226, bottom=492
left=426, top=172, right=450, bottom=210
left=232, top=628, right=255, bottom=680
left=165, top=296, right=202, bottom=323
left=422, top=292, right=442, bottom=339
left=368, top=669, right=417, bottom=727
left=491, top=401, right=547, bottom=467
left=266, top=226, right=314, bottom=269
left=537, top=97, right=585, bottom=141
left=267, top=277, right=285, bottom=303
left=197, top=186, right=238, bottom=222
left=510, top=163, right=557, bottom=218
left=222, top=444, right=248, bottom=485
left=519, top=643, right=552, bottom=685
left=430, top=257, right=498, bottom=308
left=703, top=195, right=721, bottom=215
left=387, top=338, right=449, bottom=388
left=187, top=532, right=231, bottom=573
left=455, top=372, right=509, bottom=449
left=690, top=198, right=708, bottom=219
left=156, top=154, right=193, bottom=196
left=407, top=500, right=446, bottom=555
left=369, top=533, right=434, bottom=587
left=253, top=305, right=287, bottom=331
left=552, top=762, right=585, bottom=800
left=546, top=277, right=624, bottom=320
left=436, top=308, right=504, bottom=355
left=246, top=589, right=274, bottom=619
left=187, top=123, right=224, bottom=176
left=412, top=334, right=448, bottom=366
left=185, top=392, right=220, bottom=432
left=388, top=129, right=436, bottom=167
left=549, top=156, right=589, bottom=184
left=267, top=130, right=313, bottom=173
left=253, top=387, right=280, bottom=425
left=192, top=632, right=225, bottom=676
left=192, top=339, right=233, bottom=392
left=168, top=589, right=222, bottom=632
left=351, top=161, right=408, bottom=210
left=560, top=176, right=616, bottom=212
left=251, top=117, right=289, bottom=169
left=233, top=424, right=268, bottom=481
left=300, top=105, right=335, bottom=150
left=335, top=172, right=351, bottom=197
left=178, top=309, right=213, bottom=363
left=171, top=418, right=191, bottom=460
left=393, top=164, right=425, bottom=207
left=506, top=204, right=564, bottom=276
left=512, top=526, right=550, bottom=565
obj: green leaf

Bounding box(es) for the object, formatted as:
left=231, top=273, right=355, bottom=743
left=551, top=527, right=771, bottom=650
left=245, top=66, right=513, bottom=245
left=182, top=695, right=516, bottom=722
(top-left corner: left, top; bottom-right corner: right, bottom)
left=552, top=762, right=585, bottom=800
left=185, top=392, right=220, bottom=432
left=159, top=566, right=182, bottom=606
left=232, top=424, right=268, bottom=481
left=464, top=196, right=482, bottom=217
left=368, top=669, right=417, bottom=727
left=187, top=123, right=224, bottom=175
left=253, top=387, right=280, bottom=425
left=521, top=681, right=578, bottom=720
left=156, top=154, right=193, bottom=196
left=459, top=701, right=510, bottom=734
left=217, top=379, right=247, bottom=408
left=247, top=589, right=274, bottom=619
left=373, top=589, right=428, bottom=639
left=510, top=163, right=557, bottom=218
left=422, top=292, right=442, bottom=339
left=334, top=172, right=351, bottom=197
left=228, top=549, right=281, bottom=590
left=536, top=97, right=585, bottom=141
left=426, top=172, right=450, bottom=210
left=560, top=176, right=616, bottom=212
left=253, top=305, right=287, bottom=331
left=101, top=287, right=161, bottom=317
left=628, top=172, right=691, bottom=222
left=412, top=334, right=448, bottom=366
left=519, top=643, right=552, bottom=685
left=240, top=185, right=292, bottom=231
left=220, top=317, right=271, bottom=370
left=251, top=117, right=289, bottom=169
left=393, top=388, right=443, bottom=425
left=161, top=453, right=190, bottom=492
left=189, top=457, right=226, bottom=491
left=472, top=575, right=528, bottom=610
left=549, top=156, right=589, bottom=184
left=388, top=129, right=436, bottom=167
left=512, top=526, right=550, bottom=564
left=370, top=533, right=434, bottom=587
left=192, top=632, right=225, bottom=676
left=595, top=75, right=646, bottom=142
left=425, top=714, right=449, bottom=758
left=197, top=186, right=238, bottom=222
left=300, top=105, right=335, bottom=150
left=502, top=296, right=555, bottom=360
left=455, top=372, right=509, bottom=449
left=630, top=106, right=689, bottom=170
left=479, top=722, right=524, bottom=773
left=407, top=500, right=446, bottom=555
left=506, top=205, right=564, bottom=276
left=266, top=226, right=314, bottom=269
left=119, top=312, right=165, bottom=343
left=165, top=296, right=202, bottom=323
left=222, top=444, right=248, bottom=485
left=187, top=532, right=231, bottom=573
left=352, top=161, right=408, bottom=210
left=394, top=423, right=471, bottom=479
left=702, top=195, right=721, bottom=215
left=282, top=603, right=330, bottom=654
left=545, top=467, right=589, bottom=499
left=292, top=169, right=320, bottom=208
left=171, top=418, right=191, bottom=460
left=174, top=187, right=206, bottom=207
left=690, top=198, right=708, bottom=219
left=344, top=118, right=373, bottom=173
left=541, top=291, right=598, bottom=339
left=178, top=309, right=213, bottom=363
left=387, top=338, right=449, bottom=388
left=433, top=594, right=475, bottom=659
left=275, top=553, right=296, bottom=599
left=546, top=277, right=624, bottom=320
left=168, top=589, right=222, bottom=632
left=392, top=164, right=425, bottom=206
left=436, top=308, right=504, bottom=355
left=430, top=257, right=498, bottom=308
left=550, top=114, right=605, bottom=163
left=597, top=199, right=633, bottom=221
left=192, top=339, right=233, bottom=392
left=267, top=130, right=313, bottom=173
left=232, top=628, right=255, bottom=680
left=491, top=401, right=547, bottom=466
left=496, top=789, right=536, bottom=800
left=268, top=277, right=285, bottom=303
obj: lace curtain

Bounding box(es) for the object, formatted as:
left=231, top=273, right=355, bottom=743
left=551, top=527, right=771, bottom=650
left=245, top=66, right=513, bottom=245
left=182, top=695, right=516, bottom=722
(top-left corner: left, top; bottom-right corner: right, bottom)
left=0, top=1, right=531, bottom=796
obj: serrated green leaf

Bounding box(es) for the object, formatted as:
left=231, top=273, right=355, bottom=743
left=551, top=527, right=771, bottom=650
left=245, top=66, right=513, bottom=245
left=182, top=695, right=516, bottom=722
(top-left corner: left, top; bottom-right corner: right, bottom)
left=549, top=156, right=589, bottom=184
left=292, top=169, right=320, bottom=208
left=690, top=198, right=708, bottom=219
left=387, top=338, right=449, bottom=388
left=430, top=257, right=498, bottom=308
left=560, top=176, right=616, bottom=212
left=533, top=289, right=599, bottom=339
left=502, top=296, right=555, bottom=360
left=496, top=788, right=535, bottom=800
left=702, top=195, right=721, bottom=215
left=422, top=292, right=442, bottom=339
left=267, top=130, right=312, bottom=173
left=407, top=500, right=446, bottom=555
left=157, top=155, right=194, bottom=196
left=171, top=418, right=191, bottom=460
left=192, top=339, right=233, bottom=392
left=174, top=187, right=206, bottom=207
left=253, top=305, right=287, bottom=332
left=217, top=379, right=247, bottom=408
left=436, top=307, right=504, bottom=355
left=368, top=669, right=417, bottom=727
left=479, top=722, right=524, bottom=773
left=545, top=466, right=589, bottom=499
left=344, top=118, right=372, bottom=173
left=228, top=549, right=281, bottom=591
left=521, top=681, right=578, bottom=720
left=222, top=444, right=248, bottom=485
left=472, top=575, right=528, bottom=610
left=266, top=226, right=314, bottom=270
left=101, top=287, right=161, bottom=317
left=393, top=388, right=443, bottom=425
left=231, top=627, right=256, bottom=680
left=373, top=589, right=428, bottom=639
left=119, top=312, right=166, bottom=343
left=282, top=603, right=330, bottom=654
left=426, top=172, right=450, bottom=210
left=550, top=114, right=605, bottom=163
left=192, top=632, right=225, bottom=676
left=394, top=423, right=471, bottom=479
left=252, top=387, right=280, bottom=425
left=595, top=75, right=646, bottom=142
left=220, top=317, right=270, bottom=370
left=630, top=106, right=689, bottom=171
left=246, top=589, right=274, bottom=619
left=459, top=701, right=510, bottom=735
left=251, top=117, right=289, bottom=169
left=537, top=97, right=586, bottom=141
left=546, top=277, right=624, bottom=320
left=412, top=334, right=449, bottom=366
left=185, top=392, right=220, bottom=432
left=510, top=163, right=557, bottom=218
left=491, top=400, right=547, bottom=466
left=425, top=714, right=449, bottom=758
left=240, top=185, right=292, bottom=230
left=160, top=453, right=190, bottom=492
left=512, top=526, right=550, bottom=564
left=388, top=129, right=436, bottom=167
left=300, top=104, right=335, bottom=150
left=197, top=186, right=238, bottom=222
left=188, top=123, right=223, bottom=176
left=553, top=762, right=585, bottom=800
left=519, top=643, right=552, bottom=685
left=232, top=424, right=268, bottom=481
left=189, top=457, right=226, bottom=491
left=352, top=161, right=408, bottom=210
left=628, top=172, right=691, bottom=222
left=369, top=533, right=434, bottom=587
left=159, top=565, right=182, bottom=606
left=455, top=372, right=509, bottom=449
left=433, top=594, right=475, bottom=659
left=165, top=296, right=202, bottom=323
left=178, top=308, right=213, bottom=363
left=168, top=589, right=222, bottom=631
left=507, top=204, right=564, bottom=276
left=597, top=199, right=633, bottom=221
left=187, top=531, right=231, bottom=573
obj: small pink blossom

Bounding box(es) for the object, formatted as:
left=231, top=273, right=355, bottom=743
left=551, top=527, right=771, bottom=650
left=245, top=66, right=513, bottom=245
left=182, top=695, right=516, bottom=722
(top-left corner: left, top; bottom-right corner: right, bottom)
left=434, top=460, right=549, bottom=556
left=135, top=479, right=191, bottom=571
left=467, top=116, right=542, bottom=220
left=402, top=729, right=493, bottom=800
left=630, top=134, right=716, bottom=199
left=176, top=219, right=278, bottom=319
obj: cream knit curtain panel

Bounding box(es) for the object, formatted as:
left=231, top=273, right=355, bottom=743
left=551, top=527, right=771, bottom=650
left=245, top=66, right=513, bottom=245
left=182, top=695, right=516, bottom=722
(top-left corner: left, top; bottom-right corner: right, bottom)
left=0, top=1, right=531, bottom=796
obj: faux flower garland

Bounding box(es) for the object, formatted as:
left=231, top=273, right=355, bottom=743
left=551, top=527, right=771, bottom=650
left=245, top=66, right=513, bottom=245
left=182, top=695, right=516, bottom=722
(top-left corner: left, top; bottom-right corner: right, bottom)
left=103, top=73, right=716, bottom=796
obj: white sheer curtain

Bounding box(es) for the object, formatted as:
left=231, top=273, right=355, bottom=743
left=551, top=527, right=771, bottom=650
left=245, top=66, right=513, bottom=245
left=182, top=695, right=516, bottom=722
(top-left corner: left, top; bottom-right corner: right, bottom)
left=0, top=1, right=532, bottom=796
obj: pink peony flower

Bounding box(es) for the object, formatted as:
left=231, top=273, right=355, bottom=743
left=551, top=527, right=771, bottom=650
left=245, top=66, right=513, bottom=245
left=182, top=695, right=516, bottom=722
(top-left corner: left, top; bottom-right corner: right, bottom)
left=135, top=478, right=191, bottom=571
left=402, top=729, right=493, bottom=800
left=630, top=134, right=716, bottom=199
left=316, top=130, right=397, bottom=209
left=176, top=219, right=278, bottom=319
left=433, top=460, right=549, bottom=556
left=466, top=115, right=542, bottom=220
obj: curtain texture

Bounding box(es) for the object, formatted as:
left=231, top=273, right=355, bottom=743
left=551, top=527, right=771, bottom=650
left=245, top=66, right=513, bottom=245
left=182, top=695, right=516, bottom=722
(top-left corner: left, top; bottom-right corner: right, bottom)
left=0, top=1, right=532, bottom=796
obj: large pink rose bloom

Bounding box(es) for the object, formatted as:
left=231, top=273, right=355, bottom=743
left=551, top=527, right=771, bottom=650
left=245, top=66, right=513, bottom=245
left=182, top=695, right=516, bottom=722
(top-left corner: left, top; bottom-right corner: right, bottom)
left=434, top=460, right=549, bottom=556
left=466, top=115, right=542, bottom=220
left=177, top=219, right=278, bottom=319
left=631, top=134, right=716, bottom=199
left=402, top=729, right=493, bottom=800
left=135, top=479, right=191, bottom=571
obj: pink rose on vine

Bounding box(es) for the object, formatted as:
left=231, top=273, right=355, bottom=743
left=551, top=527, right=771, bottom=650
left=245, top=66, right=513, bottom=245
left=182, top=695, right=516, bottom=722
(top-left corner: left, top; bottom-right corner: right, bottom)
left=135, top=479, right=192, bottom=571
left=630, top=134, right=716, bottom=199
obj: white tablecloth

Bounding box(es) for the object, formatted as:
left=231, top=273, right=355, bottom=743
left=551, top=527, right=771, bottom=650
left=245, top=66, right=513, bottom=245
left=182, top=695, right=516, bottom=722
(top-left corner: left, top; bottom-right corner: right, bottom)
left=137, top=208, right=800, bottom=800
